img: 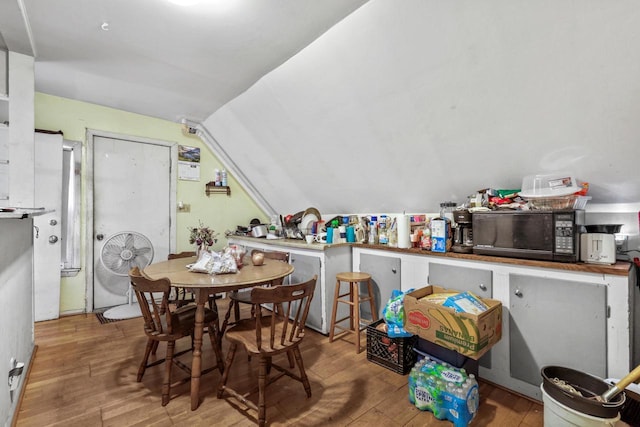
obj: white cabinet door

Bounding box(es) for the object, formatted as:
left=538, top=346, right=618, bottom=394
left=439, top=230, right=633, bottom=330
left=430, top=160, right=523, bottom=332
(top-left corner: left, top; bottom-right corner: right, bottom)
left=34, top=132, right=63, bottom=321
left=359, top=253, right=401, bottom=319
left=509, top=274, right=607, bottom=390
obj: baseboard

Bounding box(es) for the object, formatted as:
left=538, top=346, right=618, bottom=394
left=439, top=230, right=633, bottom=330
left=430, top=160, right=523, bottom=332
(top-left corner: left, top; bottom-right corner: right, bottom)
left=10, top=344, right=37, bottom=427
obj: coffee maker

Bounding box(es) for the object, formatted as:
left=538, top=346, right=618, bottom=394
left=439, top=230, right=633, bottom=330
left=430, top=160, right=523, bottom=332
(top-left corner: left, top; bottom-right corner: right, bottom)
left=452, top=209, right=473, bottom=253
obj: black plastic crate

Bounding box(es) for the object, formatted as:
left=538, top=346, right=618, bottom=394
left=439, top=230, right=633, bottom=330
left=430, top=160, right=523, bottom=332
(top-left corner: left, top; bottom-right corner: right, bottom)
left=414, top=337, right=479, bottom=377
left=366, top=319, right=417, bottom=375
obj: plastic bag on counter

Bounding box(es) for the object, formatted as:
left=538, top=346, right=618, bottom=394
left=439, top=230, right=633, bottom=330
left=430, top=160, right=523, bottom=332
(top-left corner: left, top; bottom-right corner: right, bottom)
left=382, top=288, right=414, bottom=338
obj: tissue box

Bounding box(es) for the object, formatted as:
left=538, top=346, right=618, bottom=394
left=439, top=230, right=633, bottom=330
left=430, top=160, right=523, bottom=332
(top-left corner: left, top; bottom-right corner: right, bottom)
left=404, top=286, right=502, bottom=360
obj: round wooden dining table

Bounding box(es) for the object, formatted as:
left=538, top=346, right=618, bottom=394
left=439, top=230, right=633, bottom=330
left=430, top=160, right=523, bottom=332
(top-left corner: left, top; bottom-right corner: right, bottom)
left=144, top=255, right=294, bottom=411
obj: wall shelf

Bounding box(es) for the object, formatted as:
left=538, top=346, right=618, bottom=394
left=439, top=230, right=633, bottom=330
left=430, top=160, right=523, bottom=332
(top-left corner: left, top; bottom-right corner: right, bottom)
left=205, top=182, right=231, bottom=196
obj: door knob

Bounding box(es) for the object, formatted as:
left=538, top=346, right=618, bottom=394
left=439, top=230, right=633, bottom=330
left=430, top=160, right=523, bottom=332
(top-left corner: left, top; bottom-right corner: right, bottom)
left=479, top=283, right=487, bottom=292
left=514, top=289, right=523, bottom=298
left=49, top=219, right=57, bottom=226
left=96, top=233, right=104, bottom=241
left=391, top=268, right=397, bottom=274
left=48, top=235, right=58, bottom=244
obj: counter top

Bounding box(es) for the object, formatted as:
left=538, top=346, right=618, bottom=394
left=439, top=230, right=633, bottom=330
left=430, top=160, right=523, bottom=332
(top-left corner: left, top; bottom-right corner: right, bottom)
left=356, top=244, right=632, bottom=276
left=227, top=235, right=352, bottom=251
left=0, top=208, right=52, bottom=219
left=226, top=236, right=631, bottom=276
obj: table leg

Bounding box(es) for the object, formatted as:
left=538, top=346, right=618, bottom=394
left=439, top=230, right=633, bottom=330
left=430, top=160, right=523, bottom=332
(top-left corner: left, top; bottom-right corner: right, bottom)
left=190, top=289, right=207, bottom=411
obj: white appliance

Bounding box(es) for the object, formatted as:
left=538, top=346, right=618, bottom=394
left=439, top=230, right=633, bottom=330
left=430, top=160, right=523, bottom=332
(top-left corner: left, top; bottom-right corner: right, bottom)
left=580, top=233, right=617, bottom=265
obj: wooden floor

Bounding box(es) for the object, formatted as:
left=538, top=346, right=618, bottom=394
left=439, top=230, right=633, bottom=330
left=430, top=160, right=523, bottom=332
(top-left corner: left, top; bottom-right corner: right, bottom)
left=15, top=298, right=544, bottom=426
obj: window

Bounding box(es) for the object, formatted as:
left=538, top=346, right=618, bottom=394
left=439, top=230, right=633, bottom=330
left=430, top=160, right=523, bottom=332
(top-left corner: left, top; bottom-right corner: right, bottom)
left=61, top=140, right=81, bottom=276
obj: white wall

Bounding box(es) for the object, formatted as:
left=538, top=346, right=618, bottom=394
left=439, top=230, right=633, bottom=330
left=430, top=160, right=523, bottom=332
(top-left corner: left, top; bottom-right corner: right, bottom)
left=0, top=51, right=35, bottom=426
left=0, top=219, right=35, bottom=426
left=204, top=0, right=640, bottom=218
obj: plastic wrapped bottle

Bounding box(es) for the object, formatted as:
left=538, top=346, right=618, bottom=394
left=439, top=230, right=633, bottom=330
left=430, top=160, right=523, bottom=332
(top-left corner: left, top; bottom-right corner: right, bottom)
left=368, top=221, right=378, bottom=244
left=378, top=215, right=388, bottom=245
left=409, top=357, right=478, bottom=427
left=221, top=169, right=227, bottom=186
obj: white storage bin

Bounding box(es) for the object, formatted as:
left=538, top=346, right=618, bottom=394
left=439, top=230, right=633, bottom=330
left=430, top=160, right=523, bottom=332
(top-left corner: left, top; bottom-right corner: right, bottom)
left=519, top=172, right=580, bottom=198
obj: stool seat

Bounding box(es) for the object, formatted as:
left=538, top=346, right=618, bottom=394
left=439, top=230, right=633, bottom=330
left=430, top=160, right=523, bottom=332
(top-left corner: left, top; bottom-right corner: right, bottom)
left=335, top=272, right=371, bottom=282
left=328, top=271, right=377, bottom=353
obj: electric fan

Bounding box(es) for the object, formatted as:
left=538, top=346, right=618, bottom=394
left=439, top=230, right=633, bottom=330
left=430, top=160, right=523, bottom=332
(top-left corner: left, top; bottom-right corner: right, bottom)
left=100, top=231, right=154, bottom=320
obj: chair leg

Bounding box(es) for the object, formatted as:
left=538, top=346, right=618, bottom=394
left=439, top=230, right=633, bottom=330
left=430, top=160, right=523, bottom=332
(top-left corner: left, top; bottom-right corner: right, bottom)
left=208, top=322, right=225, bottom=374
left=220, top=299, right=236, bottom=338
left=217, top=342, right=237, bottom=399
left=258, top=356, right=268, bottom=427
left=234, top=299, right=241, bottom=322
left=293, top=346, right=312, bottom=398
left=286, top=349, right=295, bottom=369
left=162, top=340, right=175, bottom=406
left=151, top=340, right=159, bottom=355
left=137, top=338, right=155, bottom=382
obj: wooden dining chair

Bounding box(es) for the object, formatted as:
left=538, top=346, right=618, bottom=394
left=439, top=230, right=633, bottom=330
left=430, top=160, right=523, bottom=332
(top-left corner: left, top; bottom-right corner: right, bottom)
left=167, top=251, right=197, bottom=308
left=129, top=266, right=224, bottom=406
left=217, top=275, right=317, bottom=427
left=229, top=250, right=290, bottom=321
left=168, top=251, right=222, bottom=313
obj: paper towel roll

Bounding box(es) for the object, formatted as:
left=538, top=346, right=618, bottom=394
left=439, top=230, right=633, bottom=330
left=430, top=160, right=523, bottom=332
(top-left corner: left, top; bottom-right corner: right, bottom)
left=397, top=214, right=411, bottom=248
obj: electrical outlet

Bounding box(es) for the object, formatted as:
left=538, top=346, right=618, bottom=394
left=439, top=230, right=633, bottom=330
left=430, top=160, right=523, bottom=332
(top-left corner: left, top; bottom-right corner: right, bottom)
left=8, top=360, right=23, bottom=392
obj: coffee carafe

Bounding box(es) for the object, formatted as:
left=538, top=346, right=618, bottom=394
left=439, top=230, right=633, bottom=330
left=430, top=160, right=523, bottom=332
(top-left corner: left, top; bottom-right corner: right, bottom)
left=452, top=209, right=473, bottom=253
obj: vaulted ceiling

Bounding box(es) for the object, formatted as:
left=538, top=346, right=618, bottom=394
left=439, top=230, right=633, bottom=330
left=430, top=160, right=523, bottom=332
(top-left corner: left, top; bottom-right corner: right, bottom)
left=0, top=0, right=368, bottom=122
left=3, top=1, right=640, bottom=220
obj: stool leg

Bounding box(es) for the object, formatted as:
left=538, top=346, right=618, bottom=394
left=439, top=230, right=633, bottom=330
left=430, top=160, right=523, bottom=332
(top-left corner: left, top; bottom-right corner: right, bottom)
left=353, top=281, right=361, bottom=353
left=329, top=279, right=341, bottom=343
left=349, top=282, right=355, bottom=331
left=366, top=278, right=378, bottom=321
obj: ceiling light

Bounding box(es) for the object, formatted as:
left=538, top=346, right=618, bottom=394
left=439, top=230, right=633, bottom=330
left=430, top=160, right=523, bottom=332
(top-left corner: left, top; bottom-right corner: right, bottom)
left=167, top=0, right=202, bottom=6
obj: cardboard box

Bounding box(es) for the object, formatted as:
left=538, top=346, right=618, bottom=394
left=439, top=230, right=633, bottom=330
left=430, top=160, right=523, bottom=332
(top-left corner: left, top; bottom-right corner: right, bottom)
left=403, top=285, right=502, bottom=360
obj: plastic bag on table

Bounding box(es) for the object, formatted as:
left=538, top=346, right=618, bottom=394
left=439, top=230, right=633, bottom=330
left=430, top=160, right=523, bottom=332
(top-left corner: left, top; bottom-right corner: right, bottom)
left=382, top=288, right=414, bottom=338
left=188, top=250, right=238, bottom=274
left=210, top=249, right=238, bottom=274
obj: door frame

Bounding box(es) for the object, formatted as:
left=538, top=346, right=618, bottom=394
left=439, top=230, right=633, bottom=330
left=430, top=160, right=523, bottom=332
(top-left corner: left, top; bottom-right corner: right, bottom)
left=85, top=129, right=177, bottom=313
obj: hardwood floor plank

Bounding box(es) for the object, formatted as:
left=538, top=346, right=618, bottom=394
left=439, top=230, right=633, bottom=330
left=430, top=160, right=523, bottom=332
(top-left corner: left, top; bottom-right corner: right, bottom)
left=15, top=298, right=545, bottom=426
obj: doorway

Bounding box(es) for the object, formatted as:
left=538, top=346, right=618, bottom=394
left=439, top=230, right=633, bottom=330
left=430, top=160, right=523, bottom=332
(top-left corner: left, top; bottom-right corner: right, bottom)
left=86, top=130, right=177, bottom=312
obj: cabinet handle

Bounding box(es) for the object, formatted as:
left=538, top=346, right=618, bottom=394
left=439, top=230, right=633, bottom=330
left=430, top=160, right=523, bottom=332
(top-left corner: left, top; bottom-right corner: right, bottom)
left=479, top=283, right=487, bottom=292
left=514, top=289, right=523, bottom=298
left=391, top=268, right=397, bottom=274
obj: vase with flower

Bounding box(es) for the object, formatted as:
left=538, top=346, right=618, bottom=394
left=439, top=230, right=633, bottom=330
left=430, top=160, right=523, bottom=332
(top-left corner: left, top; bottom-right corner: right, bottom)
left=189, top=221, right=218, bottom=257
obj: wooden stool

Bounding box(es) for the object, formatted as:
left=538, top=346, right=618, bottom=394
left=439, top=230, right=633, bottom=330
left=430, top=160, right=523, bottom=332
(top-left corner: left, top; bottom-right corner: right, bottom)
left=328, top=272, right=377, bottom=353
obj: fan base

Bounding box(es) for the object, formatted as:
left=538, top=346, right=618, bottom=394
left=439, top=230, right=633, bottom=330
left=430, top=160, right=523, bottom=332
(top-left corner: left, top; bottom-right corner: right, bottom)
left=102, top=303, right=142, bottom=320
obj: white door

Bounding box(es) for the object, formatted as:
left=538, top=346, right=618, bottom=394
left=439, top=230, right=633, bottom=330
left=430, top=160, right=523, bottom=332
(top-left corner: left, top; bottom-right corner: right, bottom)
left=34, top=132, right=63, bottom=321
left=91, top=134, right=173, bottom=310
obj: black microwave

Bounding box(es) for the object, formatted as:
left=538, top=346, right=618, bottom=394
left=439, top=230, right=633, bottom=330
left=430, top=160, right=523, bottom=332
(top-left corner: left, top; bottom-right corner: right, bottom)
left=472, top=210, right=584, bottom=263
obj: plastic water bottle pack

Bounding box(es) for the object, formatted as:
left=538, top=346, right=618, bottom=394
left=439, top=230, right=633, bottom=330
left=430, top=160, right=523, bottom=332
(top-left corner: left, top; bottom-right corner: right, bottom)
left=408, top=356, right=479, bottom=427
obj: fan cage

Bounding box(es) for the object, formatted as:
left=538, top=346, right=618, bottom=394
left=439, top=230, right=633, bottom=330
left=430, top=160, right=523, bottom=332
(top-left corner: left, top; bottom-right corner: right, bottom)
left=99, top=231, right=154, bottom=277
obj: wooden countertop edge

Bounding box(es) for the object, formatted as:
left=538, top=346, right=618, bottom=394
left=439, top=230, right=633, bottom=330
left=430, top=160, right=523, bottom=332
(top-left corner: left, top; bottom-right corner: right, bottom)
left=356, top=244, right=632, bottom=276
left=227, top=236, right=631, bottom=276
